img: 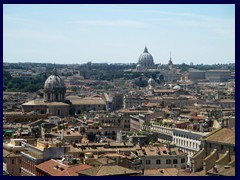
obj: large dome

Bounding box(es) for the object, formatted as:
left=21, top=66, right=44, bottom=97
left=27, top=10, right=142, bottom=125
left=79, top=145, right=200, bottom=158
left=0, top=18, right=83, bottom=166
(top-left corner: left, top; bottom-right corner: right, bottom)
left=44, top=68, right=65, bottom=90
left=43, top=68, right=66, bottom=102
left=138, top=46, right=154, bottom=69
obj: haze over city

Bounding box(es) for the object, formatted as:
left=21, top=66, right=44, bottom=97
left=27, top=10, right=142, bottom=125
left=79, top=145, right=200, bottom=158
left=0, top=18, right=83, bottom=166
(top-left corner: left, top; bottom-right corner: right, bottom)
left=3, top=4, right=235, bottom=65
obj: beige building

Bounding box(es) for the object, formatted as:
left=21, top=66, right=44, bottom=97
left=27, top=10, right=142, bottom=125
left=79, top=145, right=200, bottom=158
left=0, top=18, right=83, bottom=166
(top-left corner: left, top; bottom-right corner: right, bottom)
left=191, top=128, right=235, bottom=176
left=205, top=70, right=231, bottom=82
left=22, top=100, right=69, bottom=118
left=4, top=111, right=49, bottom=124
left=137, top=146, right=187, bottom=169
left=3, top=139, right=27, bottom=176
left=123, top=95, right=148, bottom=109
left=66, top=95, right=106, bottom=114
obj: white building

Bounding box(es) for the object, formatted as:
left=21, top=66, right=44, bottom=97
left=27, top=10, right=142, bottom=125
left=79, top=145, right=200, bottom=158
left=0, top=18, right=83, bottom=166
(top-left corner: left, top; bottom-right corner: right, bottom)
left=172, top=128, right=209, bottom=166
left=146, top=123, right=209, bottom=167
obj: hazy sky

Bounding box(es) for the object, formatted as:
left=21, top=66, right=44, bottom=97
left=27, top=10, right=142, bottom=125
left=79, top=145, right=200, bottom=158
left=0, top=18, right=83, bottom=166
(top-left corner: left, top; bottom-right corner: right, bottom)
left=3, top=4, right=235, bottom=65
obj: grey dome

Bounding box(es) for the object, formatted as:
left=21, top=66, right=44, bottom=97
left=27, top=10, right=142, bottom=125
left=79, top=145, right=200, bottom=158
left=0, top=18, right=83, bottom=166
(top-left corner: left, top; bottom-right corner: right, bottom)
left=138, top=46, right=154, bottom=69
left=136, top=64, right=142, bottom=70
left=44, top=68, right=65, bottom=90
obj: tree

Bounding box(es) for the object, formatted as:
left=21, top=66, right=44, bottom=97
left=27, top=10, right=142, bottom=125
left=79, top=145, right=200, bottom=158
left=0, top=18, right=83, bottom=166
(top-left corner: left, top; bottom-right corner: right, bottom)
left=71, top=86, right=78, bottom=92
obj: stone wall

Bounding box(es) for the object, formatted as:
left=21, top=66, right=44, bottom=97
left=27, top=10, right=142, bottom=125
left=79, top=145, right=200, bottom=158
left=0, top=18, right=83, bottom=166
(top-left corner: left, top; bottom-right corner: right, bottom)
left=191, top=148, right=205, bottom=172
left=203, top=149, right=218, bottom=173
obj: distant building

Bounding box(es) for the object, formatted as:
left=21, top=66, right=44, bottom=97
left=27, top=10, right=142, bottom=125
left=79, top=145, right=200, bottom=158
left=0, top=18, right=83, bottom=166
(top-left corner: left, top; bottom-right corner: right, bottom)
left=205, top=70, right=231, bottom=82
left=188, top=69, right=206, bottom=81
left=123, top=94, right=148, bottom=109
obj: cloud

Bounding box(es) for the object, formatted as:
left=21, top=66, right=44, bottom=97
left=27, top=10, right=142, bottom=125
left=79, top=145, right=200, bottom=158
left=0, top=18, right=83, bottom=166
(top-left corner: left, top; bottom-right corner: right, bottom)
left=146, top=10, right=234, bottom=37
left=4, top=15, right=36, bottom=26
left=68, top=19, right=147, bottom=28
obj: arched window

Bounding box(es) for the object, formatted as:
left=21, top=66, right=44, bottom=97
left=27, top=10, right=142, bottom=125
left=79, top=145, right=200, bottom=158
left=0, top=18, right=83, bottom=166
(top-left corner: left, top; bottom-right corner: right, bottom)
left=166, top=159, right=171, bottom=164
left=173, top=159, right=178, bottom=164
left=156, top=159, right=161, bottom=164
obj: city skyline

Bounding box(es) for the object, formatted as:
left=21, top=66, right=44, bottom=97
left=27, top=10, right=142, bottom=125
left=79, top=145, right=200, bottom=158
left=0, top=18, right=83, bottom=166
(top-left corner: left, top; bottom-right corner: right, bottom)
left=3, top=4, right=235, bottom=65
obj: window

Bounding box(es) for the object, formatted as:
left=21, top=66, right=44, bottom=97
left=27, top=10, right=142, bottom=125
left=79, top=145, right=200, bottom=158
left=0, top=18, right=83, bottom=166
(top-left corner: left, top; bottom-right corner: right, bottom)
left=209, top=143, right=212, bottom=148
left=11, top=168, right=14, bottom=174
left=19, top=168, right=21, bottom=173
left=156, top=159, right=161, bottom=164
left=181, top=158, right=185, bottom=163
left=48, top=94, right=50, bottom=100
left=19, top=159, right=22, bottom=164
left=233, top=147, right=235, bottom=152
left=166, top=159, right=171, bottom=164
left=221, top=145, right=224, bottom=150
left=146, top=160, right=151, bottom=165
left=12, top=159, right=14, bottom=165
left=173, top=159, right=178, bottom=164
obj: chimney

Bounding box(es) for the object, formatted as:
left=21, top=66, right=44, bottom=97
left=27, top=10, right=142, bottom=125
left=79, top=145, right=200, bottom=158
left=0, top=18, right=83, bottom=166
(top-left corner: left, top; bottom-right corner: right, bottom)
left=213, top=165, right=218, bottom=173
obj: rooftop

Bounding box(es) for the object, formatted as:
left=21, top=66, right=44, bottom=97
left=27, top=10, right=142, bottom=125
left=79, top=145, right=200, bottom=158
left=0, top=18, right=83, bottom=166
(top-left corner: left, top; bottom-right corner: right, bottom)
left=204, top=128, right=235, bottom=145
left=36, top=159, right=93, bottom=176
left=78, top=165, right=140, bottom=176
left=67, top=96, right=106, bottom=105
left=22, top=100, right=69, bottom=106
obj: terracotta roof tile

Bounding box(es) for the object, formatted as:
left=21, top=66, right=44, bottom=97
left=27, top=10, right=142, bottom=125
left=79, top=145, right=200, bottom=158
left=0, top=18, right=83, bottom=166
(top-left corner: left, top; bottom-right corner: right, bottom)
left=36, top=159, right=92, bottom=176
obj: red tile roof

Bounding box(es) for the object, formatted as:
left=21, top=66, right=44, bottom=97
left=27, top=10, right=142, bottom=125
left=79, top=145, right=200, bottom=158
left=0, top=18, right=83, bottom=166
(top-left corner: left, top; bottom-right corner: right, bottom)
left=36, top=159, right=93, bottom=176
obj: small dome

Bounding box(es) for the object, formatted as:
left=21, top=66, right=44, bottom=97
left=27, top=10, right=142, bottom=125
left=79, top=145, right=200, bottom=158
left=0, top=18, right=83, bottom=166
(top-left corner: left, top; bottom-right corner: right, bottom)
left=173, top=85, right=181, bottom=90
left=44, top=68, right=65, bottom=90
left=148, top=78, right=155, bottom=86
left=136, top=64, right=142, bottom=70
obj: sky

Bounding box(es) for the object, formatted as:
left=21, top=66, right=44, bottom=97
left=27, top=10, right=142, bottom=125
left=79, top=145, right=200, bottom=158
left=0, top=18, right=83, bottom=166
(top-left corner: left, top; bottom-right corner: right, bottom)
left=3, top=4, right=235, bottom=65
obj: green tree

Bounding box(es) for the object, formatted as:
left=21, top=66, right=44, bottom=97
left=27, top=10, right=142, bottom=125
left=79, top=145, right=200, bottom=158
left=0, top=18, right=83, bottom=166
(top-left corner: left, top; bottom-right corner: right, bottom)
left=71, top=86, right=78, bottom=91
